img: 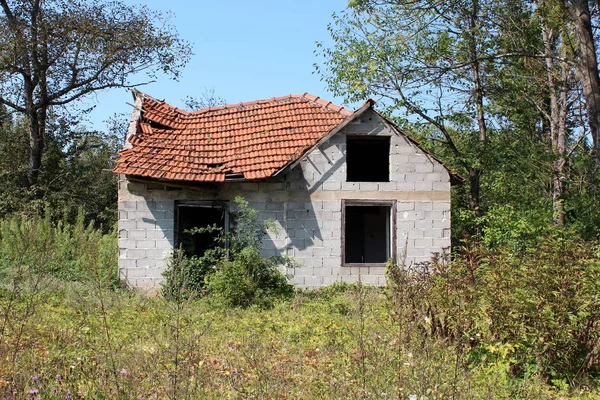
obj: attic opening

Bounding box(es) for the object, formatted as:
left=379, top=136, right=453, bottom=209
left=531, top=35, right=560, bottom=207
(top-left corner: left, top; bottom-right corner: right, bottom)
left=343, top=201, right=396, bottom=265
left=175, top=201, right=229, bottom=258
left=346, top=136, right=390, bottom=182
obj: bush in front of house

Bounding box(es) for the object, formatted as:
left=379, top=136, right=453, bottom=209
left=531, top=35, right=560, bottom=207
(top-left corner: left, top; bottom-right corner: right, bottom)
left=161, top=197, right=293, bottom=307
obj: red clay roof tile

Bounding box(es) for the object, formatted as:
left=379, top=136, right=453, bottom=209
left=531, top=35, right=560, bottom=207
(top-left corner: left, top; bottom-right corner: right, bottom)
left=114, top=92, right=351, bottom=182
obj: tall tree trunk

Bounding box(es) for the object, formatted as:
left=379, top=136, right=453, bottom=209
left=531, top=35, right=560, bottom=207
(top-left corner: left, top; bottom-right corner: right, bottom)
left=569, top=0, right=600, bottom=165
left=542, top=16, right=567, bottom=226
left=26, top=111, right=45, bottom=188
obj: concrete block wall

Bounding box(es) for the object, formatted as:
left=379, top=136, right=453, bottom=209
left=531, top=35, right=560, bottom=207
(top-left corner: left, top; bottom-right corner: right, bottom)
left=118, top=109, right=452, bottom=289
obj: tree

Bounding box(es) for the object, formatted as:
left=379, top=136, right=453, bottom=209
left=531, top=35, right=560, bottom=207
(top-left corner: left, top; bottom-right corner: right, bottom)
left=318, top=0, right=600, bottom=238
left=317, top=0, right=521, bottom=232
left=566, top=0, right=600, bottom=164
left=0, top=0, right=192, bottom=187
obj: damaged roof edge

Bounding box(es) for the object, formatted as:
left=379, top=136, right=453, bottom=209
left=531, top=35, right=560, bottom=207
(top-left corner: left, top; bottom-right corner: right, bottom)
left=276, top=98, right=465, bottom=185
left=274, top=99, right=375, bottom=176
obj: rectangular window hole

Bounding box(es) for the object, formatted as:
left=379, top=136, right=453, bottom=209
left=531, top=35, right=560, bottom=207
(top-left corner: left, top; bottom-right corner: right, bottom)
left=346, top=136, right=390, bottom=182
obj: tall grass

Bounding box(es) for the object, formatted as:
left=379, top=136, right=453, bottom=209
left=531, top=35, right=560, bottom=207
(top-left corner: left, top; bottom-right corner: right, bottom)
left=0, top=215, right=598, bottom=398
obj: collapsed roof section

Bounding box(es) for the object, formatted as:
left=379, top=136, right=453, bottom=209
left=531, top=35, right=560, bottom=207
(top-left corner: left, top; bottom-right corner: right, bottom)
left=113, top=91, right=352, bottom=182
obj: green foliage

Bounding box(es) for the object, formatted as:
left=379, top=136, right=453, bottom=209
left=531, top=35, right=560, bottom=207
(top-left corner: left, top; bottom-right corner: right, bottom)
left=0, top=112, right=120, bottom=230
left=162, top=197, right=293, bottom=307
left=387, top=236, right=600, bottom=384
left=0, top=210, right=118, bottom=286
left=205, top=246, right=294, bottom=308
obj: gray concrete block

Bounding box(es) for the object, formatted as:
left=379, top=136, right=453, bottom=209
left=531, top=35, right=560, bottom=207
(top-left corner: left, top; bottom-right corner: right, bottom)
left=127, top=249, right=146, bottom=259
left=323, top=181, right=341, bottom=190
left=414, top=238, right=432, bottom=248
left=432, top=181, right=451, bottom=191
left=136, top=240, right=156, bottom=249
left=414, top=182, right=433, bottom=191
left=155, top=219, right=174, bottom=230
left=322, top=201, right=341, bottom=211
left=323, top=257, right=343, bottom=268
left=312, top=247, right=331, bottom=257
left=396, top=181, right=415, bottom=191
left=378, top=182, right=397, bottom=191
left=341, top=182, right=360, bottom=190
left=304, top=276, right=322, bottom=286
left=314, top=267, right=333, bottom=276
left=425, top=173, right=446, bottom=182
left=136, top=219, right=155, bottom=230
left=129, top=229, right=147, bottom=240
left=118, top=220, right=137, bottom=230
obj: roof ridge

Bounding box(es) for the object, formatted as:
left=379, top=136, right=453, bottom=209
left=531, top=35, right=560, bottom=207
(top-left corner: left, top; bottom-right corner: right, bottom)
left=139, top=91, right=351, bottom=117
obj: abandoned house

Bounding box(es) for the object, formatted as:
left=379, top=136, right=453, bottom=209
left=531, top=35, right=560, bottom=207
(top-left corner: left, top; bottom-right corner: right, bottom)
left=113, top=90, right=462, bottom=289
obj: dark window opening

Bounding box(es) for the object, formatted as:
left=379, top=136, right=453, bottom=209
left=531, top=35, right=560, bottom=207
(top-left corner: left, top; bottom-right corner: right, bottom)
left=346, top=136, right=390, bottom=182
left=344, top=205, right=391, bottom=264
left=176, top=202, right=227, bottom=258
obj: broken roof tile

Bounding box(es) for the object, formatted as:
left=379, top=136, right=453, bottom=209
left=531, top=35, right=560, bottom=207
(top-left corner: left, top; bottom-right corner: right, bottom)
left=114, top=92, right=351, bottom=182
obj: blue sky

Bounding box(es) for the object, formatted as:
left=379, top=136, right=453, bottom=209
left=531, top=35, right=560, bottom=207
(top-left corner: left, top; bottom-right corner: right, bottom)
left=84, top=0, right=355, bottom=132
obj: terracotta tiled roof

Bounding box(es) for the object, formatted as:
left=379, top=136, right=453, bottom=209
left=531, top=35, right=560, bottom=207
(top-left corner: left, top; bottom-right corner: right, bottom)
left=114, top=92, right=352, bottom=182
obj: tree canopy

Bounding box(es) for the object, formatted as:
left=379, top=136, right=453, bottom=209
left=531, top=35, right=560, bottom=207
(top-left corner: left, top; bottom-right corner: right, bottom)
left=0, top=0, right=192, bottom=187
left=317, top=0, right=600, bottom=241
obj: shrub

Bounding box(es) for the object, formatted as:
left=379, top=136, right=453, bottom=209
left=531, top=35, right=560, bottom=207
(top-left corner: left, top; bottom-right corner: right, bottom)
left=162, top=197, right=293, bottom=307
left=386, top=236, right=600, bottom=386
left=0, top=210, right=118, bottom=286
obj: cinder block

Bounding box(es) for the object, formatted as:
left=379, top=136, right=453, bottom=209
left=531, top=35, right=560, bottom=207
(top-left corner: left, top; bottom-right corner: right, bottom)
left=414, top=182, right=433, bottom=191
left=134, top=277, right=157, bottom=287
left=405, top=173, right=425, bottom=182
left=137, top=259, right=157, bottom=268
left=118, top=239, right=136, bottom=249
left=136, top=219, right=155, bottom=230
left=304, top=276, right=323, bottom=286
left=322, top=201, right=341, bottom=211
left=315, top=210, right=333, bottom=220
left=378, top=182, right=397, bottom=191
left=394, top=163, right=416, bottom=173
left=119, top=259, right=137, bottom=268
left=323, top=181, right=341, bottom=190
left=397, top=202, right=415, bottom=211
left=312, top=247, right=331, bottom=257
left=408, top=229, right=425, bottom=239
left=433, top=238, right=451, bottom=249
left=432, top=181, right=451, bottom=191
left=369, top=266, right=387, bottom=276
left=155, top=239, right=174, bottom=249
left=425, top=173, right=446, bottom=182
left=432, top=202, right=450, bottom=210
left=341, top=182, right=360, bottom=191
left=322, top=257, right=342, bottom=267
left=350, top=266, right=370, bottom=275
left=127, top=249, right=146, bottom=259
left=414, top=163, right=434, bottom=173
left=359, top=275, right=380, bottom=285
left=415, top=202, right=433, bottom=212
left=145, top=249, right=169, bottom=259
left=155, top=219, right=174, bottom=230
left=414, top=238, right=433, bottom=248
left=359, top=182, right=378, bottom=191
left=415, top=219, right=432, bottom=229
left=396, top=182, right=415, bottom=191
left=322, top=275, right=343, bottom=286
left=314, top=267, right=333, bottom=276
left=128, top=210, right=160, bottom=220
left=136, top=240, right=156, bottom=249
left=118, top=220, right=137, bottom=230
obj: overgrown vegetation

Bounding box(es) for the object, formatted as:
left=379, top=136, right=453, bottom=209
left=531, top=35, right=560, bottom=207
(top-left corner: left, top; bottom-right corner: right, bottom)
left=0, top=215, right=599, bottom=398
left=162, top=197, right=294, bottom=307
